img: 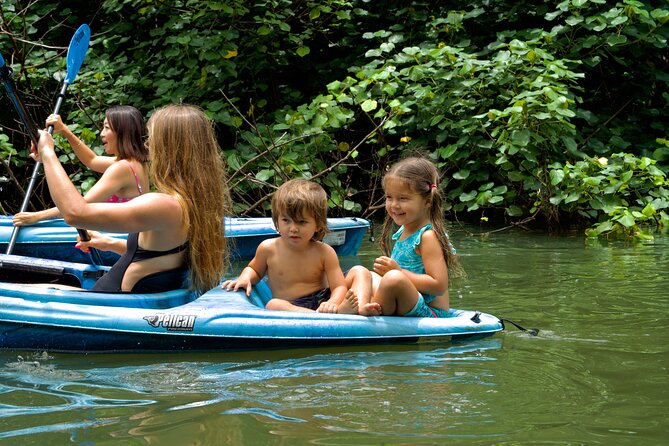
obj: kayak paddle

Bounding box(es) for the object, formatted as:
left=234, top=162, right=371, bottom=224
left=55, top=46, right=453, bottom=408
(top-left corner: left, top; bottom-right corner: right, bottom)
left=0, top=54, right=40, bottom=149
left=2, top=24, right=102, bottom=265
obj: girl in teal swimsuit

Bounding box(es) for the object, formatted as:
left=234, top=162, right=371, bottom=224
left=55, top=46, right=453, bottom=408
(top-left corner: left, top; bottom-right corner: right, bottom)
left=347, top=157, right=463, bottom=317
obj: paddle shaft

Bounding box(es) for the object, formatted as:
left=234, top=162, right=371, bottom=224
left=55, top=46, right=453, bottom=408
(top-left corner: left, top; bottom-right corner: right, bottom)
left=46, top=82, right=103, bottom=263
left=1, top=24, right=101, bottom=262
left=21, top=82, right=71, bottom=217
left=1, top=63, right=41, bottom=254
left=2, top=72, right=101, bottom=262
left=0, top=65, right=39, bottom=147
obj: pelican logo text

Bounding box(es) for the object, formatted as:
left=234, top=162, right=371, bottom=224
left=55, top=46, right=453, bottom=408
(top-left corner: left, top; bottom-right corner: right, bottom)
left=143, top=314, right=197, bottom=331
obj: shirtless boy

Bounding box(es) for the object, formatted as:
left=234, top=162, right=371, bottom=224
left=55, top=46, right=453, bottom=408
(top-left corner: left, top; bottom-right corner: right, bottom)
left=222, top=179, right=357, bottom=314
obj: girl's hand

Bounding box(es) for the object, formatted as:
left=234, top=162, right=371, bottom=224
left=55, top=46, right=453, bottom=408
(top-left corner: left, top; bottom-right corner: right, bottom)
left=373, top=256, right=400, bottom=276
left=45, top=114, right=66, bottom=134
left=12, top=212, right=40, bottom=227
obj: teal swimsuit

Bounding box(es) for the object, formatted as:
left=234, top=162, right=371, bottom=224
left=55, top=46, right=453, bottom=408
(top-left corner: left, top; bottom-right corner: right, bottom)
left=391, top=224, right=449, bottom=318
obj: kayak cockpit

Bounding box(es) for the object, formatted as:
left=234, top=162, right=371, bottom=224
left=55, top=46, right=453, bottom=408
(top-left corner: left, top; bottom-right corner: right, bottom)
left=0, top=253, right=196, bottom=309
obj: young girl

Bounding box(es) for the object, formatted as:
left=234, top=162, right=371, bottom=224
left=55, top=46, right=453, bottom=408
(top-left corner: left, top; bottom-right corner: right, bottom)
left=347, top=156, right=462, bottom=317
left=13, top=106, right=150, bottom=226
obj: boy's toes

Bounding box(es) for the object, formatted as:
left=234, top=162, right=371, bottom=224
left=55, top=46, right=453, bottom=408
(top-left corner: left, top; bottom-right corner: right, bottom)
left=337, top=290, right=359, bottom=314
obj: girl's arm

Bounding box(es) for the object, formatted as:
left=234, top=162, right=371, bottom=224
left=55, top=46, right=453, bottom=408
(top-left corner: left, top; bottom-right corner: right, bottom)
left=373, top=230, right=448, bottom=296
left=409, top=230, right=449, bottom=296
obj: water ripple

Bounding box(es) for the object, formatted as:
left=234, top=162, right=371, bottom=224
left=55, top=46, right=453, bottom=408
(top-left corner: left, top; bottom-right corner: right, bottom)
left=0, top=232, right=667, bottom=444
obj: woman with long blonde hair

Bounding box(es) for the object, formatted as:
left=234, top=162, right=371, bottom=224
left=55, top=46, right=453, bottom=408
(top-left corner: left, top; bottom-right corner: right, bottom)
left=33, top=104, right=229, bottom=292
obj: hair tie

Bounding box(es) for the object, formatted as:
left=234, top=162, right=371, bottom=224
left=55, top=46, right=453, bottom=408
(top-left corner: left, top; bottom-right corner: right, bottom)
left=430, top=183, right=437, bottom=190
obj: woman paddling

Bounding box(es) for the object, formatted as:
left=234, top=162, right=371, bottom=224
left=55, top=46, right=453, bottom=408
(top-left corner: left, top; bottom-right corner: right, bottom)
left=33, top=104, right=230, bottom=293
left=13, top=106, right=149, bottom=226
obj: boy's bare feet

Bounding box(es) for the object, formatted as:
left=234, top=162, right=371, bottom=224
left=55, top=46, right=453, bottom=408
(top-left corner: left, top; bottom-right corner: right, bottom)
left=358, top=302, right=382, bottom=316
left=336, top=289, right=359, bottom=314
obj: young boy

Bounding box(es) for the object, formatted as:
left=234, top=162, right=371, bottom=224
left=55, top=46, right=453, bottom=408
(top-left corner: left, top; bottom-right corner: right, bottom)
left=222, top=179, right=357, bottom=314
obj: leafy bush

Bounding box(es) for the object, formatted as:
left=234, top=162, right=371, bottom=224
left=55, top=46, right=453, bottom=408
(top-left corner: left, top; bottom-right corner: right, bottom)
left=549, top=153, right=669, bottom=238
left=0, top=0, right=667, bottom=239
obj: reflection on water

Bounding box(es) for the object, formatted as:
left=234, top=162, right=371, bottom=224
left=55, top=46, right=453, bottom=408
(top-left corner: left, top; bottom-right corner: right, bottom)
left=0, top=339, right=503, bottom=444
left=1, top=228, right=668, bottom=445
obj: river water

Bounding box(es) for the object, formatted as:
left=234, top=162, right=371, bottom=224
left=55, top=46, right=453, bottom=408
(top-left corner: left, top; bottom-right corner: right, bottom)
left=0, top=227, right=667, bottom=445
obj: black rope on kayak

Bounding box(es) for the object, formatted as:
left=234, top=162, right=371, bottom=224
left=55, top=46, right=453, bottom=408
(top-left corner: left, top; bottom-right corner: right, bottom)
left=500, top=318, right=539, bottom=336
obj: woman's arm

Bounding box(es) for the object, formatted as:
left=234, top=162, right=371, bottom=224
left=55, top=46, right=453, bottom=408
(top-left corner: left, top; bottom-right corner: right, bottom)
left=37, top=130, right=182, bottom=235
left=76, top=231, right=128, bottom=255
left=13, top=163, right=134, bottom=226
left=80, top=161, right=135, bottom=203
left=46, top=114, right=115, bottom=173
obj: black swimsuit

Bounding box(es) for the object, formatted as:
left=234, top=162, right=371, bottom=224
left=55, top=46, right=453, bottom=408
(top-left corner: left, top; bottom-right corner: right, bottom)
left=290, top=288, right=331, bottom=310
left=92, top=233, right=189, bottom=293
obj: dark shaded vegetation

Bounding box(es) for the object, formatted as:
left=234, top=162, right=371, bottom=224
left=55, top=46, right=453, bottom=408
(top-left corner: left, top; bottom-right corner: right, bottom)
left=1, top=0, right=668, bottom=238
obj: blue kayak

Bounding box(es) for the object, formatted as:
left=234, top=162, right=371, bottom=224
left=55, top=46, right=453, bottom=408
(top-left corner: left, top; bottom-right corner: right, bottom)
left=0, top=216, right=370, bottom=264
left=0, top=253, right=503, bottom=353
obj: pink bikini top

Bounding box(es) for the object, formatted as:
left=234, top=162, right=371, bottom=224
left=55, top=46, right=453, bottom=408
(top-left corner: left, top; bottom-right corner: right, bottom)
left=106, top=160, right=144, bottom=203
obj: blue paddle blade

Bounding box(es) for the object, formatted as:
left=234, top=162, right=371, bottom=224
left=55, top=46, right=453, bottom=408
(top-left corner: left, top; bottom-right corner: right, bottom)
left=64, top=24, right=91, bottom=84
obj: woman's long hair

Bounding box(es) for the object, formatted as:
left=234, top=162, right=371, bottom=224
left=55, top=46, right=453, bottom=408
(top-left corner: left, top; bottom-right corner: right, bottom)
left=105, top=105, right=149, bottom=163
left=147, top=104, right=230, bottom=291
left=379, top=156, right=464, bottom=278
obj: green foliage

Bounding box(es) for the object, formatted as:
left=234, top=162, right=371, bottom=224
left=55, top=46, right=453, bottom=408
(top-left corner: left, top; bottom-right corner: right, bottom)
left=0, top=132, right=15, bottom=198
left=549, top=154, right=669, bottom=239
left=0, top=0, right=667, bottom=239
left=267, top=0, right=669, bottom=237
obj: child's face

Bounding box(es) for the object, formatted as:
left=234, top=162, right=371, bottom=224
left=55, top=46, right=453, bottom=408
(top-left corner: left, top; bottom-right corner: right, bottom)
left=276, top=211, right=320, bottom=248
left=384, top=179, right=431, bottom=230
